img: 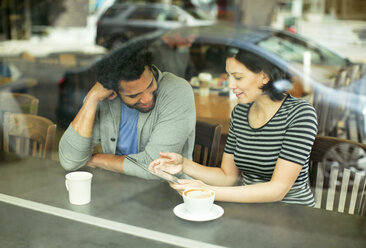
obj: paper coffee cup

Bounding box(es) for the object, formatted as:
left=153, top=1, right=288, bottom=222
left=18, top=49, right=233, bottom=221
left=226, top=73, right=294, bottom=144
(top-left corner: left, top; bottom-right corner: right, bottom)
left=183, top=188, right=215, bottom=216
left=198, top=72, right=212, bottom=96
left=199, top=87, right=210, bottom=96
left=65, top=171, right=93, bottom=205
left=198, top=72, right=212, bottom=84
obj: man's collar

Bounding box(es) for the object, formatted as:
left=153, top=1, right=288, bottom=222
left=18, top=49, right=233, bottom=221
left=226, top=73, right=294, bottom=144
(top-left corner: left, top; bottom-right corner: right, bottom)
left=151, top=65, right=161, bottom=84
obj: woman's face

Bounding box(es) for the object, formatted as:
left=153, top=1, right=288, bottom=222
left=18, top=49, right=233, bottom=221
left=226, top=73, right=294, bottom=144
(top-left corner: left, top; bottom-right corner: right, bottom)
left=225, top=57, right=269, bottom=104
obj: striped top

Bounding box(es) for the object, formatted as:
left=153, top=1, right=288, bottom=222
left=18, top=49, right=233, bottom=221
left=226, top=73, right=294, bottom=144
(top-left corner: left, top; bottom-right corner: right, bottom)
left=224, top=95, right=317, bottom=206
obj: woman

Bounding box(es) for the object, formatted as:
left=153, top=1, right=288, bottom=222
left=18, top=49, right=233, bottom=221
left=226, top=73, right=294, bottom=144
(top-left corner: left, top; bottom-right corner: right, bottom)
left=149, top=48, right=318, bottom=206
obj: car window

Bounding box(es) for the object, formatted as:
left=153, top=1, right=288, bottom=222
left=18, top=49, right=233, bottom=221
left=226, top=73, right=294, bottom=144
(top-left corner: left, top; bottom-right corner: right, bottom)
left=127, top=7, right=159, bottom=21
left=189, top=43, right=227, bottom=77
left=162, top=9, right=181, bottom=21
left=148, top=38, right=228, bottom=79
left=185, top=8, right=211, bottom=20
left=127, top=6, right=181, bottom=22
left=257, top=33, right=348, bottom=67
left=101, top=6, right=128, bottom=19
left=257, top=32, right=349, bottom=83
left=0, top=62, right=12, bottom=77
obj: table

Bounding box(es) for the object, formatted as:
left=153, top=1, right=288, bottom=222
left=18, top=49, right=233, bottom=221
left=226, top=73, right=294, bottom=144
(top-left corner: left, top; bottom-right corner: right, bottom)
left=0, top=78, right=38, bottom=92
left=194, top=92, right=314, bottom=135
left=195, top=92, right=237, bottom=134
left=0, top=154, right=365, bottom=248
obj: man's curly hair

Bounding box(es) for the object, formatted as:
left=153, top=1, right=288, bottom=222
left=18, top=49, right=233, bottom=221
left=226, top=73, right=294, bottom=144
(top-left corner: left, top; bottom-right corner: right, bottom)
left=95, top=39, right=153, bottom=93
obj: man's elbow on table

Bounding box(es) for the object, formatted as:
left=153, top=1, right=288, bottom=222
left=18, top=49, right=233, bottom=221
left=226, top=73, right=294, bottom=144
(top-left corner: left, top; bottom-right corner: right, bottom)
left=59, top=153, right=89, bottom=171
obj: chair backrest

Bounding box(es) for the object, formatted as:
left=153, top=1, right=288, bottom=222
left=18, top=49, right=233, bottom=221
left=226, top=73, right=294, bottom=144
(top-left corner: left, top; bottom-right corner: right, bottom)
left=312, top=72, right=338, bottom=136
left=3, top=112, right=56, bottom=159
left=310, top=136, right=366, bottom=215
left=347, top=64, right=366, bottom=143
left=322, top=65, right=365, bottom=140
left=193, top=121, right=222, bottom=167
left=314, top=69, right=352, bottom=137
left=0, top=92, right=39, bottom=115
left=0, top=92, right=39, bottom=150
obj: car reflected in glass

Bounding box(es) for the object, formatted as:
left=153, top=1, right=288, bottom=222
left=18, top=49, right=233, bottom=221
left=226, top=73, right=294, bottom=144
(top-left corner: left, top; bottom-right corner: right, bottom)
left=57, top=23, right=358, bottom=128
left=96, top=2, right=215, bottom=50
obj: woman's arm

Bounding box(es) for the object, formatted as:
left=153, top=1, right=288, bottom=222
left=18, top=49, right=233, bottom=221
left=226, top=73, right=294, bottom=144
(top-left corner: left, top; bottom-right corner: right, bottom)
left=174, top=158, right=302, bottom=203
left=150, top=152, right=240, bottom=186
left=183, top=152, right=240, bottom=186
left=215, top=158, right=302, bottom=202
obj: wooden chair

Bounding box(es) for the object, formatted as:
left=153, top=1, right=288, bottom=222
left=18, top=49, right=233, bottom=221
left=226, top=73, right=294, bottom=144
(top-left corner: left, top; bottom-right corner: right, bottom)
left=346, top=64, right=366, bottom=143
left=309, top=136, right=366, bottom=215
left=0, top=92, right=39, bottom=150
left=313, top=65, right=365, bottom=142
left=312, top=71, right=339, bottom=136
left=3, top=112, right=56, bottom=159
left=328, top=64, right=366, bottom=142
left=0, top=92, right=39, bottom=115
left=193, top=121, right=222, bottom=167
left=354, top=73, right=366, bottom=143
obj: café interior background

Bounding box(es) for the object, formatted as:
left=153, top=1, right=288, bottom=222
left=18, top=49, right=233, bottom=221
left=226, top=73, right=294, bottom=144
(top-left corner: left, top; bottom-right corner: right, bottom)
left=1, top=0, right=366, bottom=161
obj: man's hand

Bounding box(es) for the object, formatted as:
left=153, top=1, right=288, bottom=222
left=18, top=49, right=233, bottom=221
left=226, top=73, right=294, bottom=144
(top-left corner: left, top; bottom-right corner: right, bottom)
left=72, top=82, right=117, bottom=137
left=84, top=82, right=117, bottom=106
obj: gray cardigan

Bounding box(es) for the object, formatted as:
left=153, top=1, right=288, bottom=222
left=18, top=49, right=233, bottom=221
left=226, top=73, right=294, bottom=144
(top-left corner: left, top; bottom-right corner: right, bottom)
left=59, top=67, right=196, bottom=179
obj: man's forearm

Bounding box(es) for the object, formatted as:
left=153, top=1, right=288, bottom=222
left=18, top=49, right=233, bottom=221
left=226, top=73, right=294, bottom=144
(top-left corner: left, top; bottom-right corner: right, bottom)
left=88, top=154, right=125, bottom=173
left=72, top=98, right=99, bottom=137
left=72, top=82, right=116, bottom=137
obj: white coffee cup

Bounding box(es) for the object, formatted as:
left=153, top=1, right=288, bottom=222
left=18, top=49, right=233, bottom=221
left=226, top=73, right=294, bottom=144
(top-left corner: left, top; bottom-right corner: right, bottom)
left=65, top=171, right=93, bottom=205
left=183, top=188, right=215, bottom=216
left=199, top=87, right=210, bottom=96
left=198, top=72, right=212, bottom=96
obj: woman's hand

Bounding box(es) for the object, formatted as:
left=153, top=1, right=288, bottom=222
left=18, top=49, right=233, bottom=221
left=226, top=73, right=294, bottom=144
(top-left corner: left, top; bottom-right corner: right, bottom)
left=149, top=152, right=184, bottom=175
left=170, top=179, right=209, bottom=194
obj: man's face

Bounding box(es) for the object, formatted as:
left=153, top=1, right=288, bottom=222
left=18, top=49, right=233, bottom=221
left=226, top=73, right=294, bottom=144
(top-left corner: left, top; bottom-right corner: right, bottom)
left=118, top=66, right=158, bottom=113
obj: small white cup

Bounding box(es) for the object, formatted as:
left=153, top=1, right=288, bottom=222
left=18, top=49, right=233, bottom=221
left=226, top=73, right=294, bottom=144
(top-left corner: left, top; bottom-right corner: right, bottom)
left=65, top=171, right=93, bottom=205
left=198, top=72, right=212, bottom=96
left=183, top=188, right=215, bottom=216
left=199, top=87, right=210, bottom=96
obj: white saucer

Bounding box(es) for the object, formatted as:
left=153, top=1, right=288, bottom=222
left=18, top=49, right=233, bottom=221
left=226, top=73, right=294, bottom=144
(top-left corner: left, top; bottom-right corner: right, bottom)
left=173, top=203, right=224, bottom=222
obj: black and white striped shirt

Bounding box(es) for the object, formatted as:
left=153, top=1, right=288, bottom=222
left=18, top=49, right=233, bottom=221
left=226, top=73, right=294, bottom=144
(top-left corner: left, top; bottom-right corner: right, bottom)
left=224, top=95, right=317, bottom=206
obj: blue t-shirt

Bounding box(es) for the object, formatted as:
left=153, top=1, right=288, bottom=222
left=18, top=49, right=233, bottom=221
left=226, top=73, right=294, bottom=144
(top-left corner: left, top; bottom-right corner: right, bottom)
left=116, top=102, right=139, bottom=155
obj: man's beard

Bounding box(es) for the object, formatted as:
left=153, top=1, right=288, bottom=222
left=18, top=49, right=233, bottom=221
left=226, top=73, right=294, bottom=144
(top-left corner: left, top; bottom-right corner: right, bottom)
left=121, top=91, right=157, bottom=113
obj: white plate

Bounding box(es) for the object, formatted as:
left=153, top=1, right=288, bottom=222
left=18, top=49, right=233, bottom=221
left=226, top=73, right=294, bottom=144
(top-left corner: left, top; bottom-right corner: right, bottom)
left=173, top=203, right=224, bottom=222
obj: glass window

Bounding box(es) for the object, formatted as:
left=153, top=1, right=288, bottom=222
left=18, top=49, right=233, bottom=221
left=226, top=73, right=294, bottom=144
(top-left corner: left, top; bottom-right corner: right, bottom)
left=257, top=33, right=348, bottom=67
left=127, top=7, right=159, bottom=21
left=2, top=3, right=366, bottom=239
left=101, top=6, right=128, bottom=19
left=257, top=33, right=350, bottom=83
left=163, top=9, right=180, bottom=22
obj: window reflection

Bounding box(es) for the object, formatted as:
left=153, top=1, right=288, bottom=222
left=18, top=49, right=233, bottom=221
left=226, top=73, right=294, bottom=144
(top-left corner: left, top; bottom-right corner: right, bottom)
left=0, top=0, right=366, bottom=221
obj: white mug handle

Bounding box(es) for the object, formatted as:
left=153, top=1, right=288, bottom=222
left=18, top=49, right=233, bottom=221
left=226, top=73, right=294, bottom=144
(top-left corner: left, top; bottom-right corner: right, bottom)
left=65, top=179, right=69, bottom=191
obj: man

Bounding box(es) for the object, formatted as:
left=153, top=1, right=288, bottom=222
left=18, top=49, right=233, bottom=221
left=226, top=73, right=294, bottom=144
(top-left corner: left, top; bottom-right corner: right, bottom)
left=151, top=32, right=197, bottom=79
left=59, top=40, right=196, bottom=179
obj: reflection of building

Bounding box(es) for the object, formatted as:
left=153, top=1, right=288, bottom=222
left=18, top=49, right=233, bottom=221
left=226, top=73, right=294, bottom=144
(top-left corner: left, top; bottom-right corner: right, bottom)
left=1, top=0, right=365, bottom=41
left=272, top=0, right=366, bottom=32
left=327, top=0, right=366, bottom=20
left=291, top=0, right=366, bottom=20
left=0, top=0, right=32, bottom=40
left=0, top=0, right=88, bottom=41
left=219, top=0, right=366, bottom=23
